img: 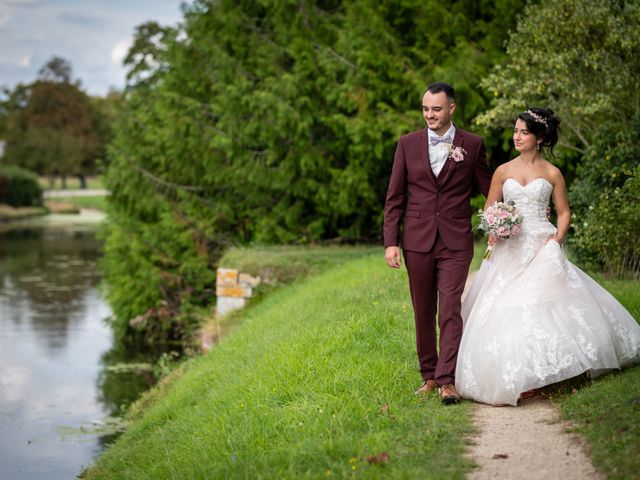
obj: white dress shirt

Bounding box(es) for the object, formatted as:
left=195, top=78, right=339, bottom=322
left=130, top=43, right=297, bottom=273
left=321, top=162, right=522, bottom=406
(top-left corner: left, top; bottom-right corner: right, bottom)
left=428, top=124, right=456, bottom=178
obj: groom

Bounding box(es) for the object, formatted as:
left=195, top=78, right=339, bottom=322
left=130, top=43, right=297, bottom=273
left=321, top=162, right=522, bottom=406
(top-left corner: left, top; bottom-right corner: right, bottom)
left=383, top=82, right=492, bottom=404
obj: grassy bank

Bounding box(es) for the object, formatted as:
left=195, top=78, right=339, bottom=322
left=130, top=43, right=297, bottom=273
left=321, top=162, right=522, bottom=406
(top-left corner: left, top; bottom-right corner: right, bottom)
left=49, top=195, right=107, bottom=211
left=555, top=274, right=640, bottom=480
left=85, top=253, right=475, bottom=479
left=0, top=203, right=47, bottom=220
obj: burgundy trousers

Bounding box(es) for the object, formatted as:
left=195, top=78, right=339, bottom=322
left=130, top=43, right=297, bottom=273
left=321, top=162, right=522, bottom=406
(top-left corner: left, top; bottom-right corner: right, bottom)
left=403, top=234, right=473, bottom=385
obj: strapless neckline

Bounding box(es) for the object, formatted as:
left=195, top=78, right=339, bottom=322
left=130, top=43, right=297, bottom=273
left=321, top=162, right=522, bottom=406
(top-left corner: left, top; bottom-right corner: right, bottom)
left=504, top=177, right=552, bottom=188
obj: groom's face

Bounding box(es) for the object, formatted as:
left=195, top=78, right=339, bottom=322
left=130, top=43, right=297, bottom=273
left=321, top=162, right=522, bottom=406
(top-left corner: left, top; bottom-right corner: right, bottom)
left=422, top=91, right=455, bottom=135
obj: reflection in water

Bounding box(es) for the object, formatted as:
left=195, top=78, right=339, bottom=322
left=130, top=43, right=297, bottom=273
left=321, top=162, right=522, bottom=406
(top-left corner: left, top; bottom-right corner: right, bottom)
left=0, top=228, right=100, bottom=354
left=0, top=221, right=156, bottom=479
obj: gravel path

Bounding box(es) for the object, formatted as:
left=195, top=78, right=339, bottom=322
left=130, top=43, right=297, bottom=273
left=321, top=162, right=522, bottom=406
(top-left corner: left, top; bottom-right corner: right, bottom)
left=466, top=395, right=603, bottom=479
left=461, top=272, right=602, bottom=479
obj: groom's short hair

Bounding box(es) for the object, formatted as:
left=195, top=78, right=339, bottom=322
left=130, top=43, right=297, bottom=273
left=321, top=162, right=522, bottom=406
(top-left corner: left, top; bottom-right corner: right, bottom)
left=425, top=82, right=455, bottom=103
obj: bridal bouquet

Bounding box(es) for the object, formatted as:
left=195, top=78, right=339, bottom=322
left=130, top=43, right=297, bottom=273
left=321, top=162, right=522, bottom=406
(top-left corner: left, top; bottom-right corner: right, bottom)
left=478, top=201, right=523, bottom=258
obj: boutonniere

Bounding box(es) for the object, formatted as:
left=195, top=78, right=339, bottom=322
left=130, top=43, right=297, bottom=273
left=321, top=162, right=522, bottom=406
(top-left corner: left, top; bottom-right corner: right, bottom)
left=446, top=144, right=467, bottom=162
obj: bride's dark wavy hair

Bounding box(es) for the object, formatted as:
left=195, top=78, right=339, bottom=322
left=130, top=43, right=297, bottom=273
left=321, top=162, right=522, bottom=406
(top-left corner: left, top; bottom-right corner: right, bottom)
left=517, top=107, right=561, bottom=155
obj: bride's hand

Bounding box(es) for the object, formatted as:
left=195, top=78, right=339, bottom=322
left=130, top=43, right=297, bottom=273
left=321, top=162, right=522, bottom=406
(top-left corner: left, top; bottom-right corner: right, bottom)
left=546, top=234, right=563, bottom=244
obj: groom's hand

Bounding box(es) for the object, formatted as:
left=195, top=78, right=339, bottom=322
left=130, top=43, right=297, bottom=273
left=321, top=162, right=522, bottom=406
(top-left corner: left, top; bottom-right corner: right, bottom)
left=385, top=246, right=402, bottom=269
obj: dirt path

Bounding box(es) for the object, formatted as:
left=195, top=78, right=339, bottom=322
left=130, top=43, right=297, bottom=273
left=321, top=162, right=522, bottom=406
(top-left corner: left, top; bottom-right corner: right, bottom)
left=460, top=271, right=602, bottom=479
left=466, top=395, right=603, bottom=479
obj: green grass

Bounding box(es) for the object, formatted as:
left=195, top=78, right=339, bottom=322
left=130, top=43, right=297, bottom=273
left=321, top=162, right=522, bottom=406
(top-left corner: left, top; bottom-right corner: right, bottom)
left=38, top=175, right=104, bottom=190
left=219, top=244, right=380, bottom=287
left=554, top=274, right=640, bottom=480
left=470, top=240, right=487, bottom=273
left=586, top=273, right=640, bottom=320
left=50, top=195, right=107, bottom=211
left=84, top=254, right=475, bottom=479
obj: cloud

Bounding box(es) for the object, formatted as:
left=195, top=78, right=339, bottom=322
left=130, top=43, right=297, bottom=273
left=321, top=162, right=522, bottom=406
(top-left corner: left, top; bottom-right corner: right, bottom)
left=1, top=0, right=42, bottom=5
left=0, top=0, right=42, bottom=6
left=58, top=11, right=106, bottom=28
left=0, top=0, right=184, bottom=96
left=0, top=8, right=10, bottom=26
left=18, top=54, right=30, bottom=67
left=110, top=38, right=131, bottom=66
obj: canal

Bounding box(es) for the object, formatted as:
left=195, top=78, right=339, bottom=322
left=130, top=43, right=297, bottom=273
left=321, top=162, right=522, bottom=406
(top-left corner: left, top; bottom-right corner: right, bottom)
left=0, top=213, right=154, bottom=479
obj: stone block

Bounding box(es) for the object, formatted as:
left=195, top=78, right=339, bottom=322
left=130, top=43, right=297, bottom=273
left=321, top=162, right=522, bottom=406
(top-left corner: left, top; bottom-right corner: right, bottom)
left=216, top=285, right=253, bottom=298
left=238, top=273, right=261, bottom=287
left=217, top=268, right=239, bottom=286
left=216, top=296, right=246, bottom=316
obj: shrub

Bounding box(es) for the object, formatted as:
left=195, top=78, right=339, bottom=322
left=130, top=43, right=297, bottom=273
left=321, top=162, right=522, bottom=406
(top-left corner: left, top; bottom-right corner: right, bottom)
left=569, top=114, right=640, bottom=277
left=0, top=165, right=43, bottom=207
left=572, top=165, right=640, bottom=278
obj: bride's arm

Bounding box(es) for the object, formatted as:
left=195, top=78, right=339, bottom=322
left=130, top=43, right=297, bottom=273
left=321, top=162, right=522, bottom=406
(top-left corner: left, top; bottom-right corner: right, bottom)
left=551, top=171, right=570, bottom=243
left=483, top=166, right=505, bottom=209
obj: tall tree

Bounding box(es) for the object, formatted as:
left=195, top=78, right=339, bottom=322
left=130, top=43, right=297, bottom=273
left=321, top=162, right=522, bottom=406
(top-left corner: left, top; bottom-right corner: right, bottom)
left=102, top=0, right=525, bottom=343
left=0, top=57, right=103, bottom=187
left=37, top=56, right=73, bottom=84
left=476, top=0, right=640, bottom=275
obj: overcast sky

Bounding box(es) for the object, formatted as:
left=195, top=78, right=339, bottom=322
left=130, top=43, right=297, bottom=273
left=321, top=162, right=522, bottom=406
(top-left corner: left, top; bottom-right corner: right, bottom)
left=0, top=0, right=185, bottom=96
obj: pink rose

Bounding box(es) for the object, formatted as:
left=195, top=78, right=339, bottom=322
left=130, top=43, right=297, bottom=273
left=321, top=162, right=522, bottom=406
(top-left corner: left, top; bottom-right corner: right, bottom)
left=511, top=224, right=521, bottom=235
left=448, top=145, right=467, bottom=162
left=498, top=210, right=511, bottom=219
left=497, top=226, right=510, bottom=237
left=485, top=213, right=496, bottom=225
left=452, top=149, right=464, bottom=162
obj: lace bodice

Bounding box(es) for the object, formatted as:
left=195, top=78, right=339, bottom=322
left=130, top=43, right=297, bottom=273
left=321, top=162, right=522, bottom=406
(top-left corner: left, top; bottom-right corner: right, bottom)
left=502, top=177, right=553, bottom=223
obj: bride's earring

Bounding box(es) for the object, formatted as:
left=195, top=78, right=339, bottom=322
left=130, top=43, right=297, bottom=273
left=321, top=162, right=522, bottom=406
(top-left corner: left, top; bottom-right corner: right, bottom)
left=537, top=143, right=542, bottom=151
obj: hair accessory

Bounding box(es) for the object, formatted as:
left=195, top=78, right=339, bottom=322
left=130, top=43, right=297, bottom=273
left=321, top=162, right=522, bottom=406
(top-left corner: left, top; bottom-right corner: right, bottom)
left=524, top=109, right=549, bottom=127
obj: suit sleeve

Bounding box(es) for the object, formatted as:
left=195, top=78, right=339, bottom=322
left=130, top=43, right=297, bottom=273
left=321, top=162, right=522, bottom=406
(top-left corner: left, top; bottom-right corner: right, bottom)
left=473, top=139, right=492, bottom=198
left=383, top=138, right=407, bottom=247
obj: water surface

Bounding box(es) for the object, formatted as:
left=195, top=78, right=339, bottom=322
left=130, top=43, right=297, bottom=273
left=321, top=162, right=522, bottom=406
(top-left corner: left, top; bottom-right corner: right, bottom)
left=0, top=214, right=151, bottom=479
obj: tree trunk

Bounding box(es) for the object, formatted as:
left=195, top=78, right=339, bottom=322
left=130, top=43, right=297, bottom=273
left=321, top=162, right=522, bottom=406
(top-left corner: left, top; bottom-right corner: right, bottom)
left=61, top=175, right=67, bottom=190
left=78, top=174, right=87, bottom=189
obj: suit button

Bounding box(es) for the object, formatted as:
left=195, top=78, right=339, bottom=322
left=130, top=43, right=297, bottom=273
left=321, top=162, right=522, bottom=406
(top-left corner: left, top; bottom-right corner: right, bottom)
left=436, top=212, right=440, bottom=216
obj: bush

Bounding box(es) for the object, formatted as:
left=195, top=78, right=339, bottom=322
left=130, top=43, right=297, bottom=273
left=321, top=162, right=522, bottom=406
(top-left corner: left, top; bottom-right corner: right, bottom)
left=0, top=165, right=43, bottom=207
left=572, top=165, right=640, bottom=278
left=569, top=114, right=640, bottom=277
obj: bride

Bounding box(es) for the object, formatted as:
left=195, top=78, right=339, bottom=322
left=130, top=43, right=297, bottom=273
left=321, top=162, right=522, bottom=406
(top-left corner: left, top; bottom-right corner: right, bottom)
left=455, top=107, right=640, bottom=406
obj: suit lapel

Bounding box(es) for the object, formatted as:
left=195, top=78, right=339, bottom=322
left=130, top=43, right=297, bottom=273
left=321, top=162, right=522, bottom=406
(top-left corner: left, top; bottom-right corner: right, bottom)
left=420, top=128, right=438, bottom=186
left=436, top=129, right=464, bottom=187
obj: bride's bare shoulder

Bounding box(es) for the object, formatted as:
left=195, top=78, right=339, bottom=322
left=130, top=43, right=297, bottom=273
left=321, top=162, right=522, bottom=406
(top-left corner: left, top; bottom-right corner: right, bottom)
left=544, top=162, right=565, bottom=185
left=495, top=159, right=519, bottom=182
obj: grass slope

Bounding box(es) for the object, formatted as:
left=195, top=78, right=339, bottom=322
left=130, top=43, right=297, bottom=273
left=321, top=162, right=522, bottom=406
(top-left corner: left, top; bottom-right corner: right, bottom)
left=86, top=254, right=474, bottom=479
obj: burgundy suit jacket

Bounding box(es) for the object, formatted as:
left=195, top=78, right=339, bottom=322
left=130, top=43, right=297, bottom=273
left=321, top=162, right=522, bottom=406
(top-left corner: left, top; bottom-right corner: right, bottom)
left=383, top=127, right=492, bottom=252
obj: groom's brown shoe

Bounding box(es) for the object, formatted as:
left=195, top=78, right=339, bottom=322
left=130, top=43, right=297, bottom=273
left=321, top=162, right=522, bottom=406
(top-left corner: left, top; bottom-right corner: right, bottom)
left=415, top=379, right=437, bottom=395
left=439, top=384, right=461, bottom=405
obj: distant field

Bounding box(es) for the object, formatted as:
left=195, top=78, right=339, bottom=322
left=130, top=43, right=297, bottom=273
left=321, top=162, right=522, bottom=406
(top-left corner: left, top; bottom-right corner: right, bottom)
left=38, top=176, right=104, bottom=191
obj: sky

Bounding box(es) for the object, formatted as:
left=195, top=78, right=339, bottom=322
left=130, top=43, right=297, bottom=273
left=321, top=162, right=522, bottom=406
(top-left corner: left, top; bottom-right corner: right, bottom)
left=0, top=0, right=186, bottom=97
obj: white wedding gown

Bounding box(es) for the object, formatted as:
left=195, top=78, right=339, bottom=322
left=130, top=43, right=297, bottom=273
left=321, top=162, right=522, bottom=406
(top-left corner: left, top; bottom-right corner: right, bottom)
left=456, top=177, right=640, bottom=406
